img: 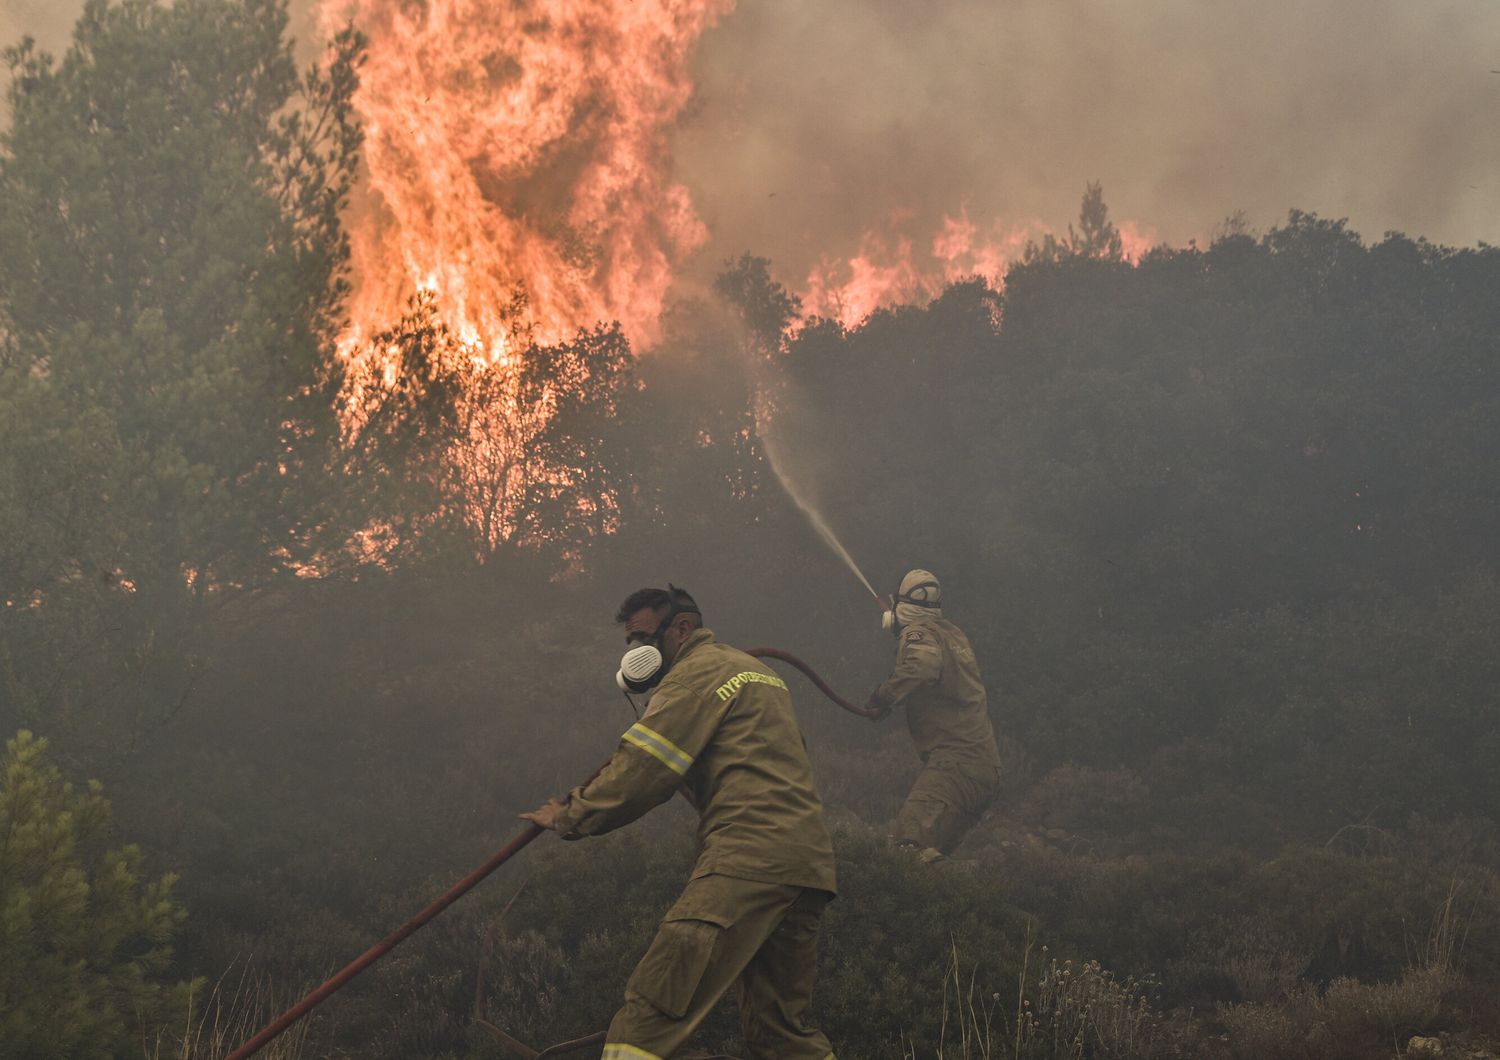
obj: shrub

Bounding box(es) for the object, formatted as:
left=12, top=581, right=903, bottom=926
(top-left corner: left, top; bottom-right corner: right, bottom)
left=0, top=730, right=196, bottom=1059
left=1216, top=965, right=1455, bottom=1060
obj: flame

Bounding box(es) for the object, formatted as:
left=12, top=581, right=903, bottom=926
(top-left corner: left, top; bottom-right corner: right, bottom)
left=312, top=0, right=1168, bottom=350
left=312, top=1, right=1163, bottom=349
left=304, top=1, right=1172, bottom=558
left=800, top=207, right=1159, bottom=330
left=1115, top=222, right=1157, bottom=263
left=316, top=0, right=733, bottom=355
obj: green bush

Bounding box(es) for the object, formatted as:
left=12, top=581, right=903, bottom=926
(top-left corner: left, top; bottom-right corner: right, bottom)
left=0, top=730, right=196, bottom=1059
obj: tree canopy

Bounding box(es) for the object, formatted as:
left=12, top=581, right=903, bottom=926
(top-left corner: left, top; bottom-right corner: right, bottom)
left=0, top=0, right=361, bottom=743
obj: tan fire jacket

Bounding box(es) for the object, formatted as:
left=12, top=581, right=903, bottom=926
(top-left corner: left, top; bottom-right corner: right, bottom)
left=872, top=613, right=1001, bottom=770
left=551, top=629, right=838, bottom=894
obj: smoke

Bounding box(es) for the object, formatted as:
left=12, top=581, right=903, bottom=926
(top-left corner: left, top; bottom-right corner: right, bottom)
left=671, top=0, right=1500, bottom=288
left=0, top=0, right=77, bottom=61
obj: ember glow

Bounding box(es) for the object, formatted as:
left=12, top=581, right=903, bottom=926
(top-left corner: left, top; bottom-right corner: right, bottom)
left=314, top=0, right=733, bottom=358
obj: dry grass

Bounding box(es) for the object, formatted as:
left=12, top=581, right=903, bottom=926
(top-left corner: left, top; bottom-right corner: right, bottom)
left=146, top=962, right=309, bottom=1060
left=939, top=938, right=1002, bottom=1059
left=1013, top=952, right=1160, bottom=1060
left=905, top=931, right=1163, bottom=1060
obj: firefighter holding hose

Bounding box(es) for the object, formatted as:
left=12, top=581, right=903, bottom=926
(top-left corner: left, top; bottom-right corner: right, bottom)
left=521, top=585, right=838, bottom=1060
left=867, top=569, right=1002, bottom=863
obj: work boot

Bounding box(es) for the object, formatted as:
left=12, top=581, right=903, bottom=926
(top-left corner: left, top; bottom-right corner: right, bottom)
left=918, top=846, right=948, bottom=865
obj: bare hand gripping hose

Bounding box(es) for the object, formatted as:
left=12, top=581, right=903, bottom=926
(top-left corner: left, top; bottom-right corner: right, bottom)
left=227, top=647, right=863, bottom=1058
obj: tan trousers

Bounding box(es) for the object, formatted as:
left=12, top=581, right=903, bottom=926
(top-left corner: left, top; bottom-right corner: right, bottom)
left=602, top=873, right=835, bottom=1060
left=893, top=758, right=1000, bottom=854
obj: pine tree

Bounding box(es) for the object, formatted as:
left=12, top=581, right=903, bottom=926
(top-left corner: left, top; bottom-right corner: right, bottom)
left=0, top=0, right=363, bottom=744
left=0, top=730, right=196, bottom=1057
left=1023, top=181, right=1125, bottom=264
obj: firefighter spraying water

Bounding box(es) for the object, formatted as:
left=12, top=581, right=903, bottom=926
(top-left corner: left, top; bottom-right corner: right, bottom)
left=757, top=411, right=1003, bottom=864
left=866, top=569, right=1003, bottom=863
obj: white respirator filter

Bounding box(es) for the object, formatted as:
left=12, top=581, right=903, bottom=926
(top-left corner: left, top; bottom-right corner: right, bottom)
left=617, top=643, right=665, bottom=693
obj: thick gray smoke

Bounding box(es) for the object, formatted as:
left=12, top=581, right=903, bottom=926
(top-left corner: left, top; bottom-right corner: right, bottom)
left=671, top=0, right=1500, bottom=283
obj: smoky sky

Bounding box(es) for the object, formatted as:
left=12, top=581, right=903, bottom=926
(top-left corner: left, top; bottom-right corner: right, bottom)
left=670, top=0, right=1500, bottom=287
left=8, top=0, right=1499, bottom=288
left=0, top=0, right=72, bottom=56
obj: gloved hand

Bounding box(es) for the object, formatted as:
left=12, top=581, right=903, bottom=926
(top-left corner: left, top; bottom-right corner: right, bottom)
left=865, top=690, right=891, bottom=721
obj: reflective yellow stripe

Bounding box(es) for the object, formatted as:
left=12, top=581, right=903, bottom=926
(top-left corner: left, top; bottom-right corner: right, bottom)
left=623, top=722, right=694, bottom=776
left=602, top=1045, right=662, bottom=1060
left=713, top=669, right=788, bottom=701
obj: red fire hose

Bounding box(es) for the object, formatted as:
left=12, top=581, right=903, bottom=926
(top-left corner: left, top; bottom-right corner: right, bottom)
left=227, top=646, right=864, bottom=1059
left=744, top=646, right=878, bottom=718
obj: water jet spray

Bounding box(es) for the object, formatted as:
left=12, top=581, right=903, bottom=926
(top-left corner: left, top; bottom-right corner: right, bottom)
left=756, top=401, right=891, bottom=618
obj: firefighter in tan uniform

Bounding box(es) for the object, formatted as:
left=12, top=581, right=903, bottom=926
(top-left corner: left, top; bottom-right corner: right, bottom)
left=522, top=586, right=838, bottom=1060
left=867, top=570, right=1001, bottom=862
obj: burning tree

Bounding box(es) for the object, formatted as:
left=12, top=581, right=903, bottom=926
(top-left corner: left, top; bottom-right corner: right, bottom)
left=340, top=291, right=637, bottom=565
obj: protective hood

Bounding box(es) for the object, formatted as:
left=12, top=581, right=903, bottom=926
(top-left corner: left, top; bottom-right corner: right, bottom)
left=884, top=568, right=942, bottom=632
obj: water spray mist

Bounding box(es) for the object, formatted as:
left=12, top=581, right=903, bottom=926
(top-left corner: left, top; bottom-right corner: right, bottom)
left=756, top=401, right=889, bottom=615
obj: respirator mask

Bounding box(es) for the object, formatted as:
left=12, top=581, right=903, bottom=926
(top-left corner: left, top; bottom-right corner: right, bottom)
left=881, top=576, right=941, bottom=634
left=616, top=594, right=701, bottom=695
left=617, top=642, right=666, bottom=694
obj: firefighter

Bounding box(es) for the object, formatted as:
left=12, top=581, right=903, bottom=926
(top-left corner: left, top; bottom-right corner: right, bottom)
left=867, top=569, right=1001, bottom=863
left=521, top=586, right=838, bottom=1060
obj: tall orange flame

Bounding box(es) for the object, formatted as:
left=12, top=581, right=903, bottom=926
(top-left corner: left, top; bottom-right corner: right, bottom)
left=315, top=0, right=733, bottom=357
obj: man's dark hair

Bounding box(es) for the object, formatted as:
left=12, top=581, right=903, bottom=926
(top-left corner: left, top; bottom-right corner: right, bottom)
left=616, top=585, right=701, bottom=625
